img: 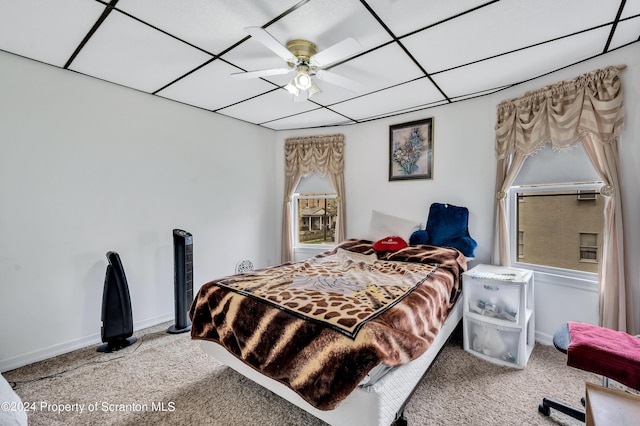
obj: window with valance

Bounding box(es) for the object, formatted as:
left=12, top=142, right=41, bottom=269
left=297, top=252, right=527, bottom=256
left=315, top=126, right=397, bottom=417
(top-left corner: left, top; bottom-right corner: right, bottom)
left=492, top=65, right=631, bottom=332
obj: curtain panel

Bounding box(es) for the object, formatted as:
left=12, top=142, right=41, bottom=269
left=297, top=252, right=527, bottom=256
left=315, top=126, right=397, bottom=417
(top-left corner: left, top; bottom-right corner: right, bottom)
left=492, top=65, right=632, bottom=332
left=281, top=134, right=346, bottom=263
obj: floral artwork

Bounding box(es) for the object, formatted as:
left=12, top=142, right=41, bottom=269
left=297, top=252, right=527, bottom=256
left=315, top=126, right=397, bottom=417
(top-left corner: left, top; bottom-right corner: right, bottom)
left=389, top=118, right=433, bottom=181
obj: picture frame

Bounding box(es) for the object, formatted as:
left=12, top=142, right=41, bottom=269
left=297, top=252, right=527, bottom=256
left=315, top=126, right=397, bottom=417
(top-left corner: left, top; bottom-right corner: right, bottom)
left=388, top=117, right=434, bottom=181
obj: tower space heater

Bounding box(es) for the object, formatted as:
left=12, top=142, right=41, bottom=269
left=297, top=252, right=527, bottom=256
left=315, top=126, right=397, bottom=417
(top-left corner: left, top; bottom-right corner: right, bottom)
left=97, top=251, right=137, bottom=353
left=167, top=229, right=193, bottom=334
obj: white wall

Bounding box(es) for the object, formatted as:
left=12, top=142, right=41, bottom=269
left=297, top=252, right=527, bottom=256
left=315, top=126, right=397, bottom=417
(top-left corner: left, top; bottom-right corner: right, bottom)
left=278, top=96, right=496, bottom=262
left=0, top=52, right=277, bottom=371
left=276, top=43, right=640, bottom=343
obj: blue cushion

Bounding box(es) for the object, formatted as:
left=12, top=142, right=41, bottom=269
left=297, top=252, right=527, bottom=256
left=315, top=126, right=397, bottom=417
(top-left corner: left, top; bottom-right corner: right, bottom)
left=409, top=229, right=429, bottom=245
left=424, top=203, right=477, bottom=257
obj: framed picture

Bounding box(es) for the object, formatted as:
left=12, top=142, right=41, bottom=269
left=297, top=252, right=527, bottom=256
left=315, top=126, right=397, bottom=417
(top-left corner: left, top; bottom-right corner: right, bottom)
left=389, top=117, right=434, bottom=181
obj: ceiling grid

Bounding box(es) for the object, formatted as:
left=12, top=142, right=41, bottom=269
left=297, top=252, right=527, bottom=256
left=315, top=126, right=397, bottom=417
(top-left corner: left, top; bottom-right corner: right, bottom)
left=0, top=0, right=637, bottom=130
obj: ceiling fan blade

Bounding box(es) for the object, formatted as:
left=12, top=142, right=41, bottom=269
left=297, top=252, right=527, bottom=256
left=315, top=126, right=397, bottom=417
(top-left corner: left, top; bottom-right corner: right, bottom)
left=231, top=67, right=293, bottom=80
left=310, top=37, right=362, bottom=67
left=244, top=26, right=297, bottom=63
left=315, top=69, right=364, bottom=93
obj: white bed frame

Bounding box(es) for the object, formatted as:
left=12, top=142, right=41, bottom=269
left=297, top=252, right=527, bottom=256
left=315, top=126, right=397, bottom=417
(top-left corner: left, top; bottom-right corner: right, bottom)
left=200, top=296, right=463, bottom=426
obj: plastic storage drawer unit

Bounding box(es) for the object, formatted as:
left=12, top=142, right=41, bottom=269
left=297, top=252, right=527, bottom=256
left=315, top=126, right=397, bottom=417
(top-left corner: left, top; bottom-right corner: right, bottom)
left=462, top=264, right=534, bottom=368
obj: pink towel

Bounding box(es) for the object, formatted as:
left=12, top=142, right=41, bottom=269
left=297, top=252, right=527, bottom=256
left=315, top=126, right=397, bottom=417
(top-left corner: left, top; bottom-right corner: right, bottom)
left=567, top=321, right=640, bottom=390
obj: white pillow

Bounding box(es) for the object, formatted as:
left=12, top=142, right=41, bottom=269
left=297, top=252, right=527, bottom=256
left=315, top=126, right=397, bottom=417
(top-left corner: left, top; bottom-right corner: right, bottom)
left=367, top=210, right=421, bottom=243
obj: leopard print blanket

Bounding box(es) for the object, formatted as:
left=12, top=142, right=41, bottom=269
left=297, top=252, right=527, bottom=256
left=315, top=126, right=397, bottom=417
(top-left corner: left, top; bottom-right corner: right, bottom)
left=212, top=247, right=438, bottom=338
left=190, top=239, right=466, bottom=410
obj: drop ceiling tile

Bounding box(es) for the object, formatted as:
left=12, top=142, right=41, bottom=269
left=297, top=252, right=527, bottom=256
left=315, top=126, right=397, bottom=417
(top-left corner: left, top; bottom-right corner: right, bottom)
left=217, top=89, right=318, bottom=124
left=157, top=59, right=277, bottom=111
left=608, top=17, right=640, bottom=50
left=222, top=0, right=391, bottom=73
left=621, top=0, right=640, bottom=19
left=0, top=0, right=105, bottom=67
left=262, top=108, right=355, bottom=130
left=365, top=0, right=490, bottom=37
left=449, top=86, right=511, bottom=102
left=361, top=100, right=449, bottom=122
left=331, top=79, right=446, bottom=121
left=69, top=10, right=213, bottom=93
left=432, top=26, right=612, bottom=98
left=402, top=0, right=619, bottom=73
left=116, top=0, right=301, bottom=55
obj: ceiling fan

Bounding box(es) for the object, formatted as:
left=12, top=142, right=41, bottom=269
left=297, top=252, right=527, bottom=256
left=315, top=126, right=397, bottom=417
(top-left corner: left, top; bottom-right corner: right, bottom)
left=232, top=27, right=364, bottom=101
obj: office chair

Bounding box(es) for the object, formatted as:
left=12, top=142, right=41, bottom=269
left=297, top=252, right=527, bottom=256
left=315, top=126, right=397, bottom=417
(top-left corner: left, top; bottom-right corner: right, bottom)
left=539, top=322, right=640, bottom=421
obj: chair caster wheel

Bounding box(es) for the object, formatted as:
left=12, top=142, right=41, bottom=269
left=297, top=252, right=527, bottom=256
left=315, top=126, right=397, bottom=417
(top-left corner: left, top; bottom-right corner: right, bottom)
left=538, top=402, right=551, bottom=416
left=394, top=413, right=408, bottom=426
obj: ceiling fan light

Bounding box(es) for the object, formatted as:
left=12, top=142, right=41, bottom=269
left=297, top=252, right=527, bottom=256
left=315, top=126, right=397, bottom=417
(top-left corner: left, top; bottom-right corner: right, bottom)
left=284, top=80, right=299, bottom=96
left=293, top=70, right=312, bottom=90
left=308, top=79, right=322, bottom=98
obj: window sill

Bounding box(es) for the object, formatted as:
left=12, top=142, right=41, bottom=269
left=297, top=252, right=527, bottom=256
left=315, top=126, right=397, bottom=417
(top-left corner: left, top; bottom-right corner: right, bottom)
left=294, top=243, right=335, bottom=250
left=293, top=245, right=335, bottom=262
left=512, top=262, right=598, bottom=292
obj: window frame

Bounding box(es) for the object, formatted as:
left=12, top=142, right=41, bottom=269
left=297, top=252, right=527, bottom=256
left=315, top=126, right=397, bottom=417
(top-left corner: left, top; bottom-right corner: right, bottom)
left=291, top=192, right=337, bottom=251
left=507, top=182, right=602, bottom=284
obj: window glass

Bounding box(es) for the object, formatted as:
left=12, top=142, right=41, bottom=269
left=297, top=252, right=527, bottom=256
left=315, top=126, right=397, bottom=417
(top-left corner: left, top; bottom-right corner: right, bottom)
left=510, top=142, right=604, bottom=276
left=294, top=194, right=337, bottom=245
left=514, top=187, right=603, bottom=273
left=293, top=174, right=337, bottom=247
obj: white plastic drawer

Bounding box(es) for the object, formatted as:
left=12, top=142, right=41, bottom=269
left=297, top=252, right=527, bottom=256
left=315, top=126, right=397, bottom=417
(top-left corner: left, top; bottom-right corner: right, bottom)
left=465, top=277, right=522, bottom=322
left=464, top=316, right=520, bottom=365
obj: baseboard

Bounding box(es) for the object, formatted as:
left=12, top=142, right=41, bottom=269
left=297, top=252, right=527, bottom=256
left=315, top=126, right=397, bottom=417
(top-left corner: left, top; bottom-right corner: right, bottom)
left=0, top=312, right=173, bottom=373
left=133, top=312, right=174, bottom=332
left=535, top=330, right=554, bottom=346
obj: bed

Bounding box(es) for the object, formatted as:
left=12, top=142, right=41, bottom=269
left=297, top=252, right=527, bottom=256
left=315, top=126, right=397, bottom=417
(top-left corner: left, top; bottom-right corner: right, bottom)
left=190, top=235, right=468, bottom=426
left=0, top=373, right=28, bottom=426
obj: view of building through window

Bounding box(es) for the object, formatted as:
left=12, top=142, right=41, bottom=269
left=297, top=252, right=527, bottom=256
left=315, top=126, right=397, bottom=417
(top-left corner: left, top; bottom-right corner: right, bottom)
left=515, top=189, right=604, bottom=273
left=295, top=193, right=337, bottom=245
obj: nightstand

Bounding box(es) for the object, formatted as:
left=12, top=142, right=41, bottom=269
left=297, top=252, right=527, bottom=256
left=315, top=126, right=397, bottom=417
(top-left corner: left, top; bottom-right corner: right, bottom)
left=462, top=264, right=535, bottom=369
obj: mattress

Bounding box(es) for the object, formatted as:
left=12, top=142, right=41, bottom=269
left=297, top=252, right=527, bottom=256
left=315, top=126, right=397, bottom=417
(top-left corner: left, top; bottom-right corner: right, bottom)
left=200, top=297, right=463, bottom=426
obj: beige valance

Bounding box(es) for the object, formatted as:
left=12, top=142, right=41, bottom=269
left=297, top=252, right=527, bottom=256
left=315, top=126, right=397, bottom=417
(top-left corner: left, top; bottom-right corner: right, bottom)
left=495, top=65, right=626, bottom=159
left=284, top=134, right=344, bottom=177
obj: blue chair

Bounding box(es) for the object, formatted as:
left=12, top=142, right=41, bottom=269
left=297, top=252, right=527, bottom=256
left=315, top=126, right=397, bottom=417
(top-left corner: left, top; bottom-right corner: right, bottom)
left=410, top=203, right=477, bottom=258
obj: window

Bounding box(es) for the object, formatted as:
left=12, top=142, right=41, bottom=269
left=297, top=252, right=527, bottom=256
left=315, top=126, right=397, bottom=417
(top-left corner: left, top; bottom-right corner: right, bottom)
left=508, top=143, right=603, bottom=277
left=292, top=174, right=337, bottom=248
left=579, top=233, right=598, bottom=263
left=512, top=185, right=603, bottom=274
left=293, top=193, right=337, bottom=246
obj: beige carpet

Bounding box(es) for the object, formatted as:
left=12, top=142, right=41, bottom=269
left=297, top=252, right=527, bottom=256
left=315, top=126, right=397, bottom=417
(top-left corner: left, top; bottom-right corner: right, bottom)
left=4, top=322, right=601, bottom=426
